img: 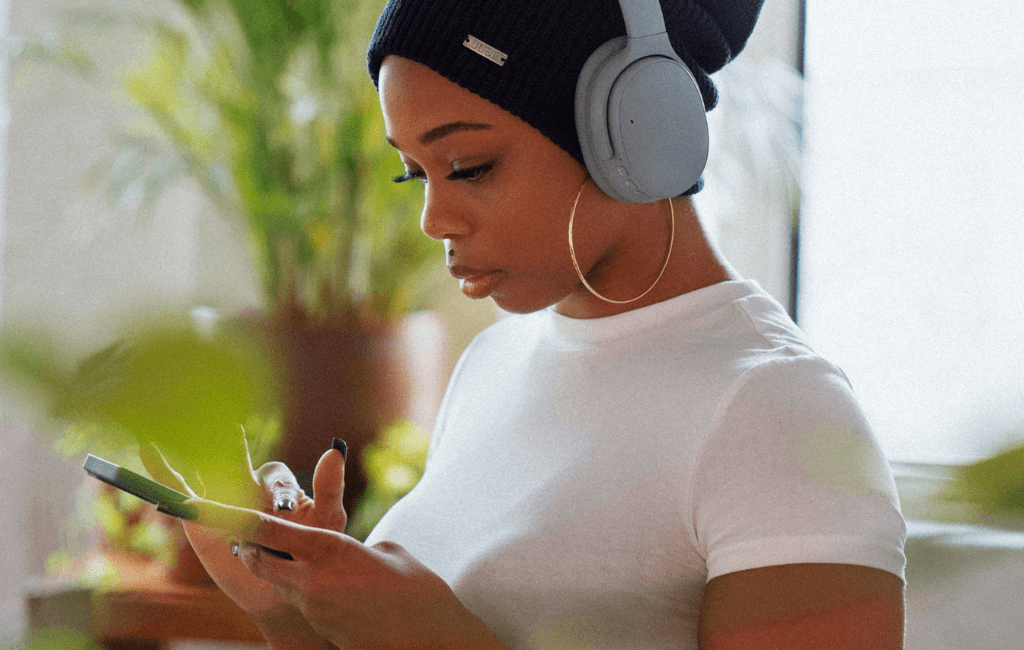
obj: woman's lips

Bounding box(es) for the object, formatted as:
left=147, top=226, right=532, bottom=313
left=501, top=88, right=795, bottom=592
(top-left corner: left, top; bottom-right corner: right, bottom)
left=449, top=265, right=502, bottom=300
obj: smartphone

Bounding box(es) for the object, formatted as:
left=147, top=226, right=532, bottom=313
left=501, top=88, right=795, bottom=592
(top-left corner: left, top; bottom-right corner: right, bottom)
left=84, top=453, right=193, bottom=514
left=83, top=454, right=293, bottom=560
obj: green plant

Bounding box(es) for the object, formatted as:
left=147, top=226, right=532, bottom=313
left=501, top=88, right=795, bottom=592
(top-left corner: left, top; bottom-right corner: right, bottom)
left=15, top=0, right=436, bottom=324
left=43, top=483, right=173, bottom=585
left=347, top=419, right=429, bottom=540
left=2, top=2, right=439, bottom=564
left=949, top=442, right=1024, bottom=521
left=0, top=315, right=282, bottom=505
left=3, top=627, right=104, bottom=650
left=135, top=0, right=437, bottom=323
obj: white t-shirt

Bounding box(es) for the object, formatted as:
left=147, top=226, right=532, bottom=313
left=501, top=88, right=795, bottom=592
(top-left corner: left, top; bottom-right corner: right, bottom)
left=366, top=280, right=906, bottom=649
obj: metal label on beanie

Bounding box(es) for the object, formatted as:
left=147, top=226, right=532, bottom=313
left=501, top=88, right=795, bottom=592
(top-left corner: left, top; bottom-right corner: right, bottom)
left=463, top=35, right=508, bottom=66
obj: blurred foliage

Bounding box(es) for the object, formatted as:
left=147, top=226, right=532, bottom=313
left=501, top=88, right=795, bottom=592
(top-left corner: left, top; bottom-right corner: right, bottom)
left=1, top=31, right=95, bottom=75
left=39, top=481, right=188, bottom=586
left=3, top=628, right=104, bottom=650
left=0, top=315, right=282, bottom=506
left=2, top=0, right=441, bottom=561
left=43, top=550, right=121, bottom=588
left=948, top=443, right=1024, bottom=520
left=90, top=487, right=172, bottom=556
left=348, top=419, right=429, bottom=540
left=6, top=0, right=437, bottom=324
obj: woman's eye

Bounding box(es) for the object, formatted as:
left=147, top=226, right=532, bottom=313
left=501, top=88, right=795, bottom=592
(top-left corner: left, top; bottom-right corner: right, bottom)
left=392, top=162, right=494, bottom=186
left=447, top=162, right=494, bottom=182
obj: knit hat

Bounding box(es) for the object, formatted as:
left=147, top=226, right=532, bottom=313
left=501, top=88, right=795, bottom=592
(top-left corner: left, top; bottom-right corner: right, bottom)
left=367, top=0, right=764, bottom=193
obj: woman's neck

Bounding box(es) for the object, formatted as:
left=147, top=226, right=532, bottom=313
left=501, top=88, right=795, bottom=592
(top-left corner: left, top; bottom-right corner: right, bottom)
left=555, top=196, right=738, bottom=319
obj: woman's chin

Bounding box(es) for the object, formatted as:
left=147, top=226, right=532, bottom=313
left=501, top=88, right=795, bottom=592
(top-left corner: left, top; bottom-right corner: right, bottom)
left=488, top=292, right=557, bottom=316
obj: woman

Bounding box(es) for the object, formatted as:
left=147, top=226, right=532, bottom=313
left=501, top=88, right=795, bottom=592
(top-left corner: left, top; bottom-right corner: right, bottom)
left=146, top=1, right=907, bottom=648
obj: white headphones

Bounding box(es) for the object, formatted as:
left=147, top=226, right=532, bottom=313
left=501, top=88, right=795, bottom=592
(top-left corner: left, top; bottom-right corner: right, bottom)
left=575, top=0, right=709, bottom=203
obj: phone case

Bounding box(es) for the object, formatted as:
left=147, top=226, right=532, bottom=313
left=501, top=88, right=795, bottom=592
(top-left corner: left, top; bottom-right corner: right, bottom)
left=83, top=454, right=189, bottom=506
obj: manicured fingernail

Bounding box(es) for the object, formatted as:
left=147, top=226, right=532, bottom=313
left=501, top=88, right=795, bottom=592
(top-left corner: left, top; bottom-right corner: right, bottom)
left=248, top=542, right=295, bottom=561
left=331, top=438, right=348, bottom=461
left=157, top=501, right=199, bottom=520
left=231, top=539, right=294, bottom=561
left=275, top=498, right=294, bottom=512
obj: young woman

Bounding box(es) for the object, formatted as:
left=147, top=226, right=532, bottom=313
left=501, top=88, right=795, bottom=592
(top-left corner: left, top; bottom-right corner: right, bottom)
left=145, top=1, right=907, bottom=648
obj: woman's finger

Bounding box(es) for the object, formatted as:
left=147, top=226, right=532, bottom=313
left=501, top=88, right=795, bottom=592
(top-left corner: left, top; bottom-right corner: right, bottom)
left=189, top=497, right=265, bottom=538
left=234, top=538, right=306, bottom=582
left=311, top=439, right=347, bottom=530
left=257, top=461, right=306, bottom=513
left=190, top=497, right=331, bottom=561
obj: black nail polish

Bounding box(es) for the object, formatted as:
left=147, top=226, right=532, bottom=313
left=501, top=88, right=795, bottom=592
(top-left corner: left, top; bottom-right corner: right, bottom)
left=231, top=540, right=294, bottom=561
left=331, top=437, right=348, bottom=461
left=251, top=542, right=295, bottom=561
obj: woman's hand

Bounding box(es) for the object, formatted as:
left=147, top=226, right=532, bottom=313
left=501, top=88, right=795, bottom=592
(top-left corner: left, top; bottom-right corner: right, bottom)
left=138, top=432, right=346, bottom=649
left=187, top=470, right=509, bottom=650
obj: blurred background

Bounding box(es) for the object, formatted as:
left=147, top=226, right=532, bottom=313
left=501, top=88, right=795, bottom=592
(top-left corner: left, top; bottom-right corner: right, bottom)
left=0, top=0, right=1022, bottom=648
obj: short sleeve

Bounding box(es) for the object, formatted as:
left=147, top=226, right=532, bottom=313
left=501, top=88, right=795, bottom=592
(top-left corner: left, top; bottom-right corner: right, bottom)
left=690, top=355, right=907, bottom=583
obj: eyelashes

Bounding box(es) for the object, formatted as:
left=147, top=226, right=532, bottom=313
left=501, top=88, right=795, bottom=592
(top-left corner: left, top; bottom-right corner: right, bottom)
left=392, top=162, right=495, bottom=185
left=392, top=170, right=423, bottom=184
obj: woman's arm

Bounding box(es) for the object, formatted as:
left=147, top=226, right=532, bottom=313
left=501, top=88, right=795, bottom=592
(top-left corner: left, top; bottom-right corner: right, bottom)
left=698, top=563, right=905, bottom=650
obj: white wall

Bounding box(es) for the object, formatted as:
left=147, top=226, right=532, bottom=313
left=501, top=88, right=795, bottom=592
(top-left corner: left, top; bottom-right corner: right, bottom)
left=0, top=0, right=21, bottom=635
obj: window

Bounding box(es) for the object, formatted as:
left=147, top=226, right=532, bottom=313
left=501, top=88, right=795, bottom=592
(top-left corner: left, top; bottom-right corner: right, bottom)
left=798, top=1, right=1024, bottom=464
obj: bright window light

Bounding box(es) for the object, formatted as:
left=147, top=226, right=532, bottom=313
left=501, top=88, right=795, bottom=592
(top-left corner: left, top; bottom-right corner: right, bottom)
left=799, top=1, right=1024, bottom=464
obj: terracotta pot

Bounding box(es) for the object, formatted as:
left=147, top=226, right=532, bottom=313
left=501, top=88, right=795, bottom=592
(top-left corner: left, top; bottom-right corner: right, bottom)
left=267, top=310, right=446, bottom=517
left=274, top=315, right=380, bottom=514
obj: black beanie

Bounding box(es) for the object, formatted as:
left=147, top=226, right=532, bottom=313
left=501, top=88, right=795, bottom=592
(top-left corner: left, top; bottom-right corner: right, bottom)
left=367, top=0, right=764, bottom=180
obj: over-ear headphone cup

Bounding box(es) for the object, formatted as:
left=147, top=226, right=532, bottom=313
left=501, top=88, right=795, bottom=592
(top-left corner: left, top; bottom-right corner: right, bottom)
left=611, top=57, right=708, bottom=198
left=576, top=36, right=709, bottom=203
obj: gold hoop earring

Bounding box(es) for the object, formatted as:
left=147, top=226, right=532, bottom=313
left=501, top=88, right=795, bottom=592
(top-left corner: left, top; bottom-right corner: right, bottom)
left=568, top=178, right=675, bottom=305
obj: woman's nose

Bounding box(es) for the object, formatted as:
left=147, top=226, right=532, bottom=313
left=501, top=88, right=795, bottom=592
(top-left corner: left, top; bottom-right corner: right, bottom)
left=419, top=187, right=472, bottom=241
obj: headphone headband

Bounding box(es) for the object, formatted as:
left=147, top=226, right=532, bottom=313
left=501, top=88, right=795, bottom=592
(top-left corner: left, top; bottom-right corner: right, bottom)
left=618, top=0, right=667, bottom=37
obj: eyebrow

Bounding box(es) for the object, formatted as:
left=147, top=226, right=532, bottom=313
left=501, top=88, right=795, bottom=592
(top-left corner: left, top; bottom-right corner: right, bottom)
left=386, top=121, right=492, bottom=148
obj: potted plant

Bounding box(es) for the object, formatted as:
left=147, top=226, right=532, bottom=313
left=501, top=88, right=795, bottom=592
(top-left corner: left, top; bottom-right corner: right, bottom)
left=112, top=0, right=434, bottom=321
left=38, top=0, right=437, bottom=507
left=4, top=1, right=439, bottom=541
